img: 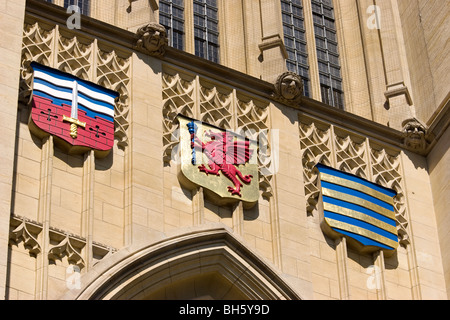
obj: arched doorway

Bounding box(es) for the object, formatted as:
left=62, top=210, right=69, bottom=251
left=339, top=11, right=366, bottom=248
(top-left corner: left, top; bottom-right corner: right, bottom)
left=61, top=227, right=302, bottom=300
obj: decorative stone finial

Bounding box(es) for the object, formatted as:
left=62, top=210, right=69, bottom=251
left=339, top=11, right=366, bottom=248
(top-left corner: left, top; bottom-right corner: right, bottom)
left=135, top=22, right=168, bottom=57
left=273, top=72, right=303, bottom=105
left=402, top=117, right=429, bottom=152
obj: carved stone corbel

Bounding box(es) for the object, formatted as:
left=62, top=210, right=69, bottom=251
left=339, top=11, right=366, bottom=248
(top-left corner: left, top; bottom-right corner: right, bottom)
left=9, top=216, right=43, bottom=257
left=401, top=117, right=430, bottom=153
left=272, top=72, right=303, bottom=106
left=135, top=22, right=168, bottom=57
left=48, top=231, right=86, bottom=269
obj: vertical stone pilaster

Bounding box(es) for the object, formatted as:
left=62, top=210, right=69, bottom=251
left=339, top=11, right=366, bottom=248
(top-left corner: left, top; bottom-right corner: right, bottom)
left=232, top=201, right=244, bottom=237
left=377, top=0, right=415, bottom=129
left=81, top=150, right=95, bottom=270
left=335, top=237, right=350, bottom=300
left=258, top=0, right=287, bottom=83
left=35, top=136, right=54, bottom=300
left=192, top=187, right=204, bottom=226
left=0, top=0, right=27, bottom=299
left=373, top=250, right=387, bottom=300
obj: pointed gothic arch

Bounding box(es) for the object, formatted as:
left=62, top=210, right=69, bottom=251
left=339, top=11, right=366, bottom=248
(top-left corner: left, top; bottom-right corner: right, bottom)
left=60, top=226, right=302, bottom=300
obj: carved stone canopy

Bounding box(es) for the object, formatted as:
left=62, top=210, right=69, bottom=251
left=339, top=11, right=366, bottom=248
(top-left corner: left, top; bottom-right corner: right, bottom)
left=273, top=72, right=304, bottom=105
left=135, top=22, right=168, bottom=57
left=402, top=117, right=429, bottom=151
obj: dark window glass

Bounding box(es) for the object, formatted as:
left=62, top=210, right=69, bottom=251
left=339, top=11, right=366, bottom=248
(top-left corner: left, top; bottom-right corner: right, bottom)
left=159, top=0, right=185, bottom=51
left=281, top=0, right=310, bottom=97
left=64, top=0, right=90, bottom=16
left=312, top=0, right=344, bottom=109
left=193, top=0, right=219, bottom=63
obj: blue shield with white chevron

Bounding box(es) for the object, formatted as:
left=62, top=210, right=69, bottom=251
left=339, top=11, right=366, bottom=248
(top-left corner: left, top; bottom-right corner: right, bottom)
left=316, top=164, right=398, bottom=254
left=29, top=62, right=119, bottom=157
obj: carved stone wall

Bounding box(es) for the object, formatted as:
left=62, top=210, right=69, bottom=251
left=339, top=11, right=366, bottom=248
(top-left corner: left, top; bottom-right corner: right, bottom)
left=8, top=17, right=131, bottom=299
left=161, top=64, right=281, bottom=267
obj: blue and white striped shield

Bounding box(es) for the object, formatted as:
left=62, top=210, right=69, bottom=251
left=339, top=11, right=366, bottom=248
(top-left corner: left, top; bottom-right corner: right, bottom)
left=29, top=62, right=119, bottom=156
left=316, top=164, right=398, bottom=254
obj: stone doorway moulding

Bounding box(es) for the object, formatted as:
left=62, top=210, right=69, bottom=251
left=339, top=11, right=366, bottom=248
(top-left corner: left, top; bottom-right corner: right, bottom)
left=60, top=226, right=302, bottom=300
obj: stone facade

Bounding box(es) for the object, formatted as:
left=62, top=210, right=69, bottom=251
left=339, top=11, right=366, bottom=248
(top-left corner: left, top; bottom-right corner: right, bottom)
left=0, top=0, right=448, bottom=300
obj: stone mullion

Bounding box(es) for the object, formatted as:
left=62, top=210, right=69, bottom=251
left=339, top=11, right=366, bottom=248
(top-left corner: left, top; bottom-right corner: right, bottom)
left=265, top=105, right=281, bottom=269
left=190, top=75, right=204, bottom=228
left=302, top=0, right=321, bottom=101
left=365, top=137, right=387, bottom=300
left=398, top=154, right=422, bottom=300
left=81, top=150, right=95, bottom=270
left=328, top=124, right=351, bottom=300
left=335, top=236, right=350, bottom=299
left=373, top=250, right=387, bottom=300
left=268, top=174, right=281, bottom=269
left=81, top=38, right=98, bottom=270
left=192, top=187, right=204, bottom=226
left=35, top=135, right=54, bottom=300
left=232, top=202, right=244, bottom=237
left=194, top=75, right=201, bottom=120
left=230, top=89, right=244, bottom=236
left=36, top=22, right=59, bottom=301
left=123, top=59, right=133, bottom=248
left=51, top=25, right=59, bottom=69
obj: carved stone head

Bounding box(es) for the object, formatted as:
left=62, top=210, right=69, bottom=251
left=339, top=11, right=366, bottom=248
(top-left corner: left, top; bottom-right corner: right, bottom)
left=136, top=22, right=168, bottom=57
left=402, top=118, right=428, bottom=151
left=273, top=72, right=303, bottom=105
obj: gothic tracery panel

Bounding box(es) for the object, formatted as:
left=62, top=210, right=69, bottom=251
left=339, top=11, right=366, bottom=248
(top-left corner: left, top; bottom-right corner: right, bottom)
left=299, top=118, right=332, bottom=215
left=334, top=129, right=368, bottom=179
left=162, top=71, right=196, bottom=164
left=20, top=21, right=55, bottom=103
left=162, top=67, right=275, bottom=198
left=199, top=81, right=233, bottom=129
left=96, top=48, right=131, bottom=149
left=370, top=146, right=409, bottom=247
left=57, top=33, right=93, bottom=80
left=299, top=115, right=410, bottom=246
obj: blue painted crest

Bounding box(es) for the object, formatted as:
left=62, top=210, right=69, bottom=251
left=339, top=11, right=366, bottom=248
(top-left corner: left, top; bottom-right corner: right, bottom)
left=316, top=164, right=398, bottom=253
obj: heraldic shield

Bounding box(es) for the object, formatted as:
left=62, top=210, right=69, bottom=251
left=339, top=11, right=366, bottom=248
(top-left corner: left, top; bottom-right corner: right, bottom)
left=177, top=115, right=259, bottom=207
left=316, top=164, right=399, bottom=255
left=29, top=62, right=119, bottom=158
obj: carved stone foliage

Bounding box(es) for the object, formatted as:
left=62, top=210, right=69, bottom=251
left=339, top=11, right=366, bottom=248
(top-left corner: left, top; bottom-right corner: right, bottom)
left=299, top=115, right=410, bottom=248
left=135, top=22, right=168, bottom=57
left=20, top=19, right=131, bottom=149
left=162, top=67, right=274, bottom=198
